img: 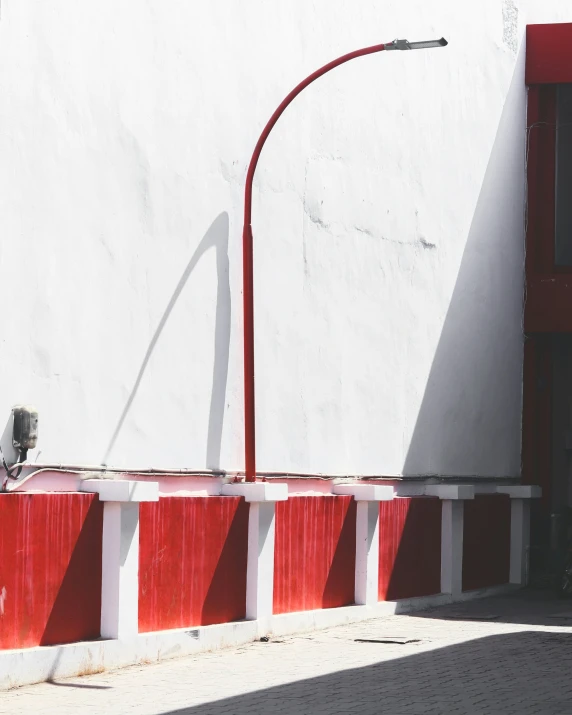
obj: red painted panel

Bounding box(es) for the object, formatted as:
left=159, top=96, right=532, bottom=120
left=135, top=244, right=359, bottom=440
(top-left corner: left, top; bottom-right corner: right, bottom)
left=139, top=497, right=248, bottom=632
left=525, top=84, right=557, bottom=281
left=526, top=24, right=572, bottom=85
left=523, top=82, right=572, bottom=331
left=379, top=498, right=442, bottom=601
left=525, top=278, right=572, bottom=332
left=462, top=495, right=511, bottom=591
left=0, top=493, right=103, bottom=650
left=273, top=496, right=356, bottom=614
left=535, top=87, right=556, bottom=274
left=525, top=85, right=540, bottom=280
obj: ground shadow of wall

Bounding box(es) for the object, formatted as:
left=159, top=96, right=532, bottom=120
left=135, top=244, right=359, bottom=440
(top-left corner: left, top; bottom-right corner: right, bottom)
left=103, top=212, right=230, bottom=469
left=163, top=629, right=572, bottom=714
left=407, top=588, right=572, bottom=628
left=402, top=52, right=526, bottom=478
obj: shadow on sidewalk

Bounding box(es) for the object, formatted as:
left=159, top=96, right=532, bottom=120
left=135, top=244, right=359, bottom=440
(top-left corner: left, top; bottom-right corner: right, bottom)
left=409, top=589, right=572, bottom=629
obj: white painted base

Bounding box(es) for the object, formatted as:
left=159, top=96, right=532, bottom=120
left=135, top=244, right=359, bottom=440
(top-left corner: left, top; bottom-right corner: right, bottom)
left=0, top=584, right=520, bottom=691
left=270, top=584, right=519, bottom=636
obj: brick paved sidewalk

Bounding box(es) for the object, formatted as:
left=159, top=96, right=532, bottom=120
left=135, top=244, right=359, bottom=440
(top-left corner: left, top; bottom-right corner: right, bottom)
left=2, top=591, right=572, bottom=715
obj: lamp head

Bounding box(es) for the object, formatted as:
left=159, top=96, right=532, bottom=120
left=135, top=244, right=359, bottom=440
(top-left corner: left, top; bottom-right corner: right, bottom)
left=385, top=38, right=448, bottom=51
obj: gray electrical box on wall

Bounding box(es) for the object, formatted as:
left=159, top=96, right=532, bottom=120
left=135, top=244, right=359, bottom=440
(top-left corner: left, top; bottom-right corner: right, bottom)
left=12, top=405, right=38, bottom=453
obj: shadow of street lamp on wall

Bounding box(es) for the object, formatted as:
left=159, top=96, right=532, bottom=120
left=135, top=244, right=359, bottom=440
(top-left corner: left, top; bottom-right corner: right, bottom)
left=242, top=37, right=448, bottom=482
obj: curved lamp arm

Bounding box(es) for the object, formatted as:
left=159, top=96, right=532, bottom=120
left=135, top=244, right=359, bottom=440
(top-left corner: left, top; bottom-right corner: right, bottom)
left=243, top=37, right=448, bottom=481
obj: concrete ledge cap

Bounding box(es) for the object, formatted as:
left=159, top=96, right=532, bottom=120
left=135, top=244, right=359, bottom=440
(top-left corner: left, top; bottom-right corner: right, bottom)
left=496, top=485, right=542, bottom=499
left=79, top=479, right=159, bottom=502
left=221, top=483, right=288, bottom=502
left=393, top=484, right=427, bottom=498
left=472, top=484, right=500, bottom=495
left=332, top=484, right=394, bottom=501
left=424, top=485, right=475, bottom=500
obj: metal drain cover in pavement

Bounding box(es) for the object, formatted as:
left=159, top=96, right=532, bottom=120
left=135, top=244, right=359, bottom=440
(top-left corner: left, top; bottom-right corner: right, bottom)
left=442, top=613, right=499, bottom=620
left=354, top=637, right=421, bottom=644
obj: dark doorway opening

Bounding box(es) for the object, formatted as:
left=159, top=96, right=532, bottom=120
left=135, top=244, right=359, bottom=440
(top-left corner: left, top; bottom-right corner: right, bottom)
left=526, top=335, right=572, bottom=586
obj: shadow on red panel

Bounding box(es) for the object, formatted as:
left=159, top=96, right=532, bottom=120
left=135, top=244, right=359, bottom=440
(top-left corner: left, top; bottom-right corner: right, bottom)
left=201, top=500, right=248, bottom=625
left=380, top=498, right=442, bottom=602
left=462, top=495, right=510, bottom=591
left=41, top=498, right=104, bottom=646
left=323, top=499, right=356, bottom=609
left=274, top=496, right=356, bottom=614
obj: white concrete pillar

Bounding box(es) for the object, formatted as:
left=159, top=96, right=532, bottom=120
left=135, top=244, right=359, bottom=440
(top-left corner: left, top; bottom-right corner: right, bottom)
left=441, top=500, right=465, bottom=597
left=333, top=484, right=394, bottom=606
left=497, top=485, right=541, bottom=586
left=245, top=502, right=276, bottom=619
left=80, top=479, right=159, bottom=640
left=425, top=486, right=475, bottom=598
left=355, top=502, right=381, bottom=606
left=509, top=499, right=530, bottom=585
left=222, top=483, right=288, bottom=622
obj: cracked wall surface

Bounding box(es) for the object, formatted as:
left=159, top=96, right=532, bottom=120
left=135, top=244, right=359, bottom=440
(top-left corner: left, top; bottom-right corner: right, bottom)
left=0, top=0, right=568, bottom=476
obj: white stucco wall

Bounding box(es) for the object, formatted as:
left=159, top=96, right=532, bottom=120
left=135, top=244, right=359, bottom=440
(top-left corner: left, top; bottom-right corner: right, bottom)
left=0, top=0, right=568, bottom=476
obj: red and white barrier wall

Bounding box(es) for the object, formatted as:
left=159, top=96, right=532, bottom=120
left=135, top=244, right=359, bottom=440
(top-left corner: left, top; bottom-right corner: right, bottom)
left=0, top=477, right=539, bottom=689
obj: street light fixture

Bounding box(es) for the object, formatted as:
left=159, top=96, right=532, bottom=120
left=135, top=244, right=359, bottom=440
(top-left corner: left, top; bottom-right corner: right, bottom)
left=242, top=37, right=448, bottom=482
left=385, top=38, right=448, bottom=51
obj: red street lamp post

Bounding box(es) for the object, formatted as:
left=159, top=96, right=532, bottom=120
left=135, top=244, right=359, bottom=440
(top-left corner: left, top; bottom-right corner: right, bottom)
left=242, top=37, right=448, bottom=481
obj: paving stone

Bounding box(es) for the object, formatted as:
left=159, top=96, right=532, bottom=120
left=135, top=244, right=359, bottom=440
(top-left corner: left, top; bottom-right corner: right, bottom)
left=1, top=591, right=572, bottom=714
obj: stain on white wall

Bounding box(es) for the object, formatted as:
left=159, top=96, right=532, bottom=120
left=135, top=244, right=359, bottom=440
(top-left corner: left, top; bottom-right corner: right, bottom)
left=0, top=0, right=567, bottom=476
left=503, top=0, right=520, bottom=54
